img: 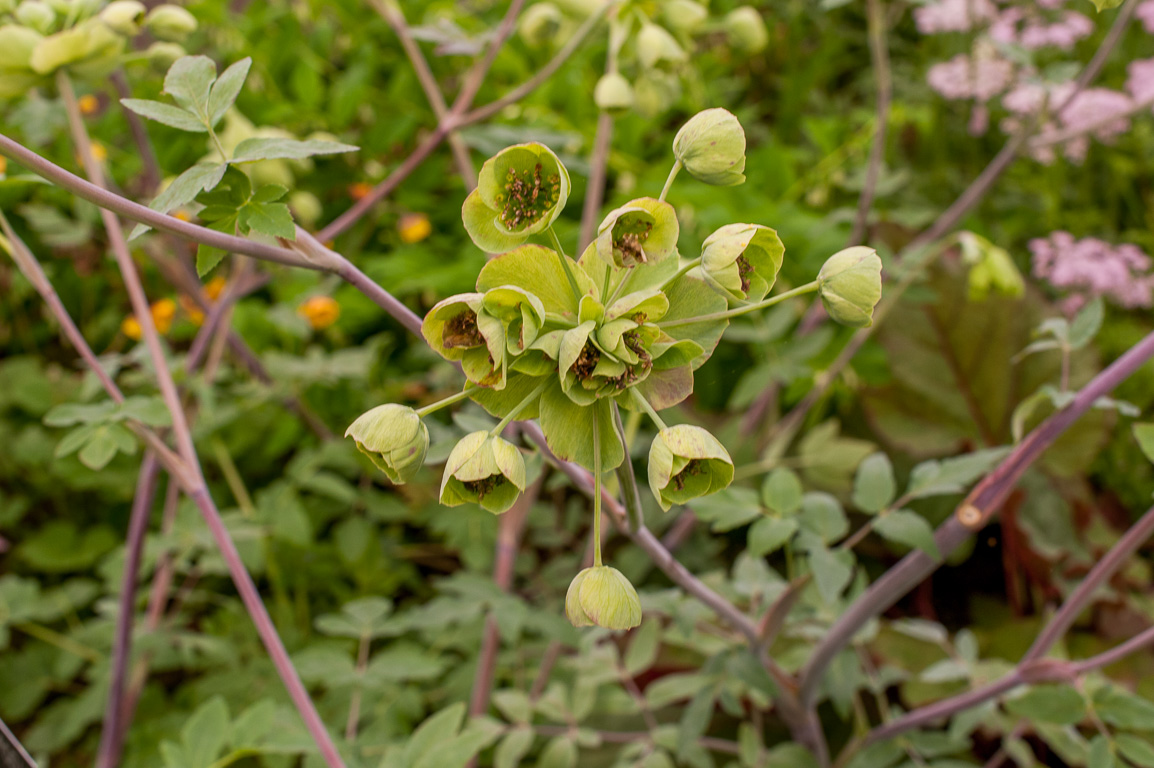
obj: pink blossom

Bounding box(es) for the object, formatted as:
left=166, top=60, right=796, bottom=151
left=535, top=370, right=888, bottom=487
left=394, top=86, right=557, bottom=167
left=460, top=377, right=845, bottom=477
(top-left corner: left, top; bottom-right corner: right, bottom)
left=1137, top=0, right=1154, bottom=34
left=1030, top=232, right=1154, bottom=308
left=1018, top=12, right=1094, bottom=50
left=915, top=0, right=998, bottom=34
left=1127, top=58, right=1154, bottom=105
left=927, top=54, right=1014, bottom=101
left=1058, top=88, right=1134, bottom=143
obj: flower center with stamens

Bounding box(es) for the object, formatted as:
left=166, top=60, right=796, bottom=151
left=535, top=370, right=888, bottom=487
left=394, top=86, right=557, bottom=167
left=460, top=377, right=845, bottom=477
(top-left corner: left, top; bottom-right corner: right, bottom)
left=622, top=331, right=651, bottom=368
left=572, top=341, right=601, bottom=381
left=443, top=309, right=484, bottom=348
left=612, top=219, right=654, bottom=266
left=672, top=459, right=705, bottom=490
left=499, top=163, right=561, bottom=231
left=463, top=475, right=505, bottom=499
left=737, top=254, right=754, bottom=293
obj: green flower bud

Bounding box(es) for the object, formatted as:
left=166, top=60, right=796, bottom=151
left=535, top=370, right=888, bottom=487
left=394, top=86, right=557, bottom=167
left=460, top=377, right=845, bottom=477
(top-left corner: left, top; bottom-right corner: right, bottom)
left=662, top=0, right=708, bottom=33
left=345, top=404, right=429, bottom=484
left=99, top=0, right=145, bottom=35
left=0, top=25, right=42, bottom=70
left=144, top=4, right=196, bottom=42
left=700, top=223, right=785, bottom=302
left=0, top=0, right=16, bottom=13
left=633, top=71, right=680, bottom=118
left=595, top=197, right=678, bottom=269
left=145, top=41, right=184, bottom=69
left=725, top=6, right=769, bottom=55
left=593, top=72, right=634, bottom=115
left=636, top=22, right=686, bottom=69
left=817, top=246, right=883, bottom=328
left=672, top=108, right=746, bottom=187
left=462, top=142, right=571, bottom=253
left=29, top=18, right=120, bottom=75
left=440, top=431, right=526, bottom=515
left=565, top=565, right=642, bottom=629
left=421, top=293, right=508, bottom=389
left=15, top=1, right=55, bottom=34
left=958, top=231, right=1024, bottom=301
left=518, top=2, right=562, bottom=47
left=288, top=190, right=323, bottom=226
left=647, top=425, right=734, bottom=511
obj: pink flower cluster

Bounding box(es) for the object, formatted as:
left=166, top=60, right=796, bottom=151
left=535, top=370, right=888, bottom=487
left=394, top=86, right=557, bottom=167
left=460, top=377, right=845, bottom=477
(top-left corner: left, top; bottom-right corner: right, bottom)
left=917, top=0, right=1154, bottom=160
left=1030, top=231, right=1154, bottom=309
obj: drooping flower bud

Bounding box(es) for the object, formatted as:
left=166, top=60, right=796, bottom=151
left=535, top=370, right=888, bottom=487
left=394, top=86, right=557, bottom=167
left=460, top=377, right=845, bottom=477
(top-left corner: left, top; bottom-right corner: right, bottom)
left=725, top=6, right=769, bottom=54
left=565, top=566, right=642, bottom=629
left=440, top=431, right=527, bottom=515
left=421, top=293, right=508, bottom=389
left=15, top=1, right=55, bottom=34
left=29, top=19, right=121, bottom=75
left=647, top=425, right=734, bottom=511
left=595, top=197, right=678, bottom=269
left=672, top=108, right=746, bottom=187
left=99, top=0, right=145, bottom=35
left=636, top=23, right=685, bottom=69
left=144, top=4, right=197, bottom=42
left=345, top=404, right=429, bottom=484
left=462, top=142, right=571, bottom=253
left=817, top=246, right=883, bottom=328
left=145, top=41, right=185, bottom=69
left=700, top=223, right=785, bottom=302
left=0, top=25, right=41, bottom=70
left=518, top=2, right=562, bottom=47
left=594, top=72, right=634, bottom=116
left=662, top=0, right=708, bottom=33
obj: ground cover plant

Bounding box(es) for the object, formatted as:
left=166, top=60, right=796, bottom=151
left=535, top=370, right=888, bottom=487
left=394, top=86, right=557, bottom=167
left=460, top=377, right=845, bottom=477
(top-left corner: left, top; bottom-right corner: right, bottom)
left=3, top=0, right=1154, bottom=767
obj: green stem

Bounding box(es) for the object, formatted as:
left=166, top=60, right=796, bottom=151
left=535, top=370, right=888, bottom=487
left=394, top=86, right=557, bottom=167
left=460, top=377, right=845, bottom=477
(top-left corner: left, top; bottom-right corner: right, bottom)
left=15, top=622, right=102, bottom=663
left=658, top=257, right=701, bottom=292
left=658, top=281, right=820, bottom=329
left=631, top=389, right=668, bottom=431
left=547, top=226, right=585, bottom=305
left=207, top=125, right=229, bottom=164
left=592, top=412, right=603, bottom=567
left=490, top=379, right=550, bottom=436
left=415, top=383, right=479, bottom=417
left=612, top=403, right=644, bottom=533
left=658, top=159, right=682, bottom=202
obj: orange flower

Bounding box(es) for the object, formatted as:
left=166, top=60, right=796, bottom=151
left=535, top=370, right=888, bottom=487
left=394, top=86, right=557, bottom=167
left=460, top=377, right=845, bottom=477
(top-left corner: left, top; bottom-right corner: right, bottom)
left=348, top=182, right=372, bottom=200
left=398, top=212, right=432, bottom=244
left=0, top=157, right=7, bottom=176
left=121, top=316, right=142, bottom=340
left=204, top=276, right=227, bottom=301
left=179, top=295, right=205, bottom=325
left=78, top=94, right=100, bottom=116
left=151, top=298, right=176, bottom=334
left=299, top=296, right=340, bottom=330
left=90, top=142, right=108, bottom=162
left=173, top=210, right=192, bottom=222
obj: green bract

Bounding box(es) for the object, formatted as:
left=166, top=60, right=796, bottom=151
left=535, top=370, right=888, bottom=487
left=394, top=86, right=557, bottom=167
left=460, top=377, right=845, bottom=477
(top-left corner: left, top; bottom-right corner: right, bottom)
left=595, top=197, right=679, bottom=269
left=673, top=108, right=747, bottom=187
left=462, top=142, right=571, bottom=253
left=700, top=223, right=785, bottom=303
left=817, top=246, right=883, bottom=328
left=647, top=425, right=735, bottom=511
left=565, top=565, right=642, bottom=630
left=439, top=431, right=527, bottom=515
left=344, top=404, right=429, bottom=485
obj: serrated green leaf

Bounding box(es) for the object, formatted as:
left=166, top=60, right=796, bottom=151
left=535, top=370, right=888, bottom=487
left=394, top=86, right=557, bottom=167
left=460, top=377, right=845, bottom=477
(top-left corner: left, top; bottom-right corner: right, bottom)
left=77, top=424, right=133, bottom=469
left=852, top=452, right=896, bottom=513
left=1069, top=297, right=1103, bottom=349
left=120, top=99, right=206, bottom=132
left=495, top=729, right=534, bottom=768
left=207, top=57, right=251, bottom=127
left=761, top=467, right=803, bottom=515
left=44, top=400, right=117, bottom=426
left=231, top=137, right=358, bottom=163
left=1005, top=685, right=1085, bottom=726
left=747, top=516, right=798, bottom=556
left=164, top=55, right=217, bottom=121
left=1095, top=687, right=1154, bottom=730
left=182, top=696, right=230, bottom=767
left=404, top=704, right=466, bottom=767
left=797, top=492, right=848, bottom=543
left=252, top=183, right=289, bottom=203
left=197, top=216, right=237, bottom=276
left=240, top=201, right=295, bottom=239
left=535, top=735, right=577, bottom=768
left=130, top=162, right=226, bottom=240
left=873, top=509, right=940, bottom=558
left=117, top=396, right=172, bottom=427
left=905, top=448, right=1010, bottom=500
left=807, top=544, right=853, bottom=605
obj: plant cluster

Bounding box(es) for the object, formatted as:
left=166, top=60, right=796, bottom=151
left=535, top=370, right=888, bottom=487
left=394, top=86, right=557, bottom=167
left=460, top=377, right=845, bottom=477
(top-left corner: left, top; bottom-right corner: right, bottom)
left=347, top=108, right=882, bottom=630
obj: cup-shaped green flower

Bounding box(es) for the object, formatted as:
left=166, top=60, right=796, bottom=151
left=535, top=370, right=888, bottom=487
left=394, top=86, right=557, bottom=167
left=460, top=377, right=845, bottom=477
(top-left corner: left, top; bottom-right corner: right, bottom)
left=637, top=23, right=686, bottom=69
left=594, top=72, right=634, bottom=116
left=700, top=223, right=785, bottom=302
left=463, top=143, right=571, bottom=253
left=345, top=404, right=429, bottom=485
left=440, top=431, right=526, bottom=515
left=817, top=246, right=883, bottom=328
left=565, top=565, right=642, bottom=629
left=421, top=293, right=508, bottom=388
left=662, top=0, right=708, bottom=33
left=100, top=0, right=146, bottom=35
left=647, top=425, right=734, bottom=511
left=672, top=108, right=746, bottom=187
left=518, top=2, right=563, bottom=47
left=595, top=198, right=679, bottom=269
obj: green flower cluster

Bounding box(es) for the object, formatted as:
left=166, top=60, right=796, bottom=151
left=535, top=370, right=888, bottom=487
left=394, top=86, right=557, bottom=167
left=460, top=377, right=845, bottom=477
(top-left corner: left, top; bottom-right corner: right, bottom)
left=347, top=109, right=883, bottom=631
left=0, top=0, right=194, bottom=97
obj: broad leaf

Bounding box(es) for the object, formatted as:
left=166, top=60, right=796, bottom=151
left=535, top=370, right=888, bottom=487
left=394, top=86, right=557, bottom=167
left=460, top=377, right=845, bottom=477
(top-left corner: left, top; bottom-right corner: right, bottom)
left=231, top=137, right=359, bottom=163
left=873, top=510, right=940, bottom=558
left=120, top=99, right=206, bottom=132
left=1005, top=685, right=1085, bottom=726
left=761, top=467, right=803, bottom=515
left=164, top=55, right=217, bottom=122
left=852, top=452, right=895, bottom=513
left=207, top=57, right=251, bottom=127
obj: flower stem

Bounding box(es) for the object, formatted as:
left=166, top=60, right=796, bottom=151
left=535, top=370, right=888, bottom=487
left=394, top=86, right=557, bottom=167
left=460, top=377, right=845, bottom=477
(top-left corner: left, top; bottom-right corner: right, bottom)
left=631, top=389, right=668, bottom=431
left=416, top=383, right=479, bottom=417
left=547, top=226, right=585, bottom=306
left=659, top=257, right=702, bottom=292
left=592, top=410, right=603, bottom=567
left=658, top=281, right=820, bottom=329
left=658, top=159, right=682, bottom=202
left=490, top=378, right=550, bottom=436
